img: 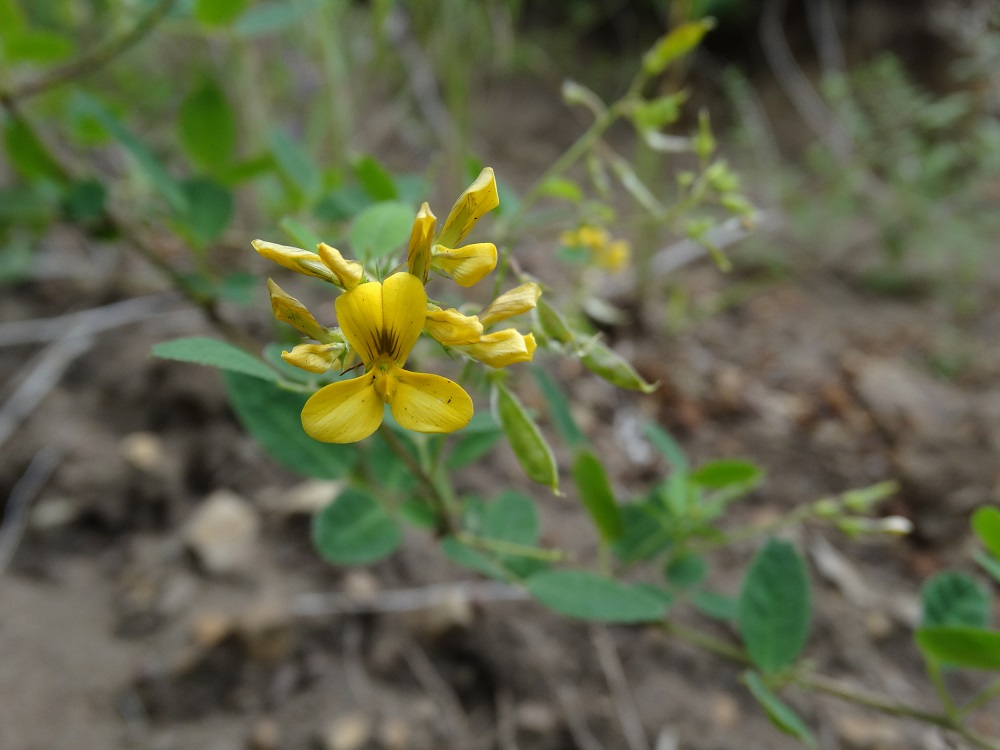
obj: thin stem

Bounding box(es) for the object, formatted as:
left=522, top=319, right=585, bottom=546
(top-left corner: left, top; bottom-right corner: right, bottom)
left=926, top=658, right=958, bottom=717
left=1, top=0, right=179, bottom=103
left=378, top=425, right=454, bottom=536
left=960, top=676, right=1000, bottom=718
left=657, top=619, right=750, bottom=664
left=454, top=532, right=569, bottom=562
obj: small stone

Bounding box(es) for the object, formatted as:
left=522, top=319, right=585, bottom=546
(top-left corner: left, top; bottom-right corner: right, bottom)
left=192, top=611, right=234, bottom=649
left=836, top=714, right=907, bottom=749
left=515, top=701, right=559, bottom=734
left=343, top=570, right=380, bottom=602
left=865, top=610, right=894, bottom=640
left=30, top=496, right=80, bottom=529
left=710, top=692, right=739, bottom=729
left=322, top=713, right=372, bottom=750
left=248, top=717, right=280, bottom=750
left=377, top=717, right=410, bottom=750
left=120, top=431, right=166, bottom=473
left=256, top=479, right=342, bottom=515
left=183, top=490, right=260, bottom=576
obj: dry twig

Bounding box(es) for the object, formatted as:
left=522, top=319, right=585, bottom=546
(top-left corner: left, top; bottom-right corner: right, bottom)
left=590, top=626, right=650, bottom=750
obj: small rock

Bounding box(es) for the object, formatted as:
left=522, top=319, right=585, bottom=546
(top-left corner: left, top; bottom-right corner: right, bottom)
left=30, top=496, right=80, bottom=529
left=710, top=692, right=740, bottom=729
left=248, top=717, right=280, bottom=750
left=120, top=431, right=166, bottom=473
left=256, top=479, right=342, bottom=516
left=343, top=570, right=380, bottom=602
left=377, top=717, right=410, bottom=750
left=183, top=490, right=260, bottom=576
left=864, top=610, right=894, bottom=640
left=515, top=701, right=559, bottom=734
left=192, top=611, right=234, bottom=649
left=836, top=714, right=907, bottom=749
left=322, top=713, right=372, bottom=750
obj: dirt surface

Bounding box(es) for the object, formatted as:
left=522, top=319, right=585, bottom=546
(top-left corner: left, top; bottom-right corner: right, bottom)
left=2, top=75, right=1000, bottom=750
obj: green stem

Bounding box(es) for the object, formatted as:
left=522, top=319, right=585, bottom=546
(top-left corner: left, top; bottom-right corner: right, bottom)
left=378, top=425, right=454, bottom=536
left=0, top=0, right=179, bottom=103
left=927, top=658, right=958, bottom=717
left=960, top=676, right=1000, bottom=718
left=454, top=532, right=569, bottom=562
left=658, top=619, right=750, bottom=664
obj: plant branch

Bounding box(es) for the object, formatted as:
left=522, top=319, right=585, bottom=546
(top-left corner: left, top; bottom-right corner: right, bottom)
left=0, top=0, right=179, bottom=103
left=378, top=425, right=455, bottom=535
left=960, top=676, right=1000, bottom=718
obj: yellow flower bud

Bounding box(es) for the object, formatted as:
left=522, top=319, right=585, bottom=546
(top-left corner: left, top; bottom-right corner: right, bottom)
left=266, top=279, right=334, bottom=343
left=436, top=167, right=500, bottom=249
left=479, top=283, right=542, bottom=328
left=252, top=239, right=337, bottom=283
left=317, top=243, right=365, bottom=290
left=455, top=329, right=536, bottom=368
left=407, top=202, right=436, bottom=283
left=430, top=243, right=497, bottom=287
left=281, top=342, right=345, bottom=373
left=424, top=307, right=483, bottom=345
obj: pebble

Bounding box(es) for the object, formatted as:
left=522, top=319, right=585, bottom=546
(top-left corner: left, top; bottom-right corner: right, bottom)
left=515, top=701, right=559, bottom=734
left=322, top=713, right=372, bottom=750
left=183, top=489, right=261, bottom=576
left=120, top=431, right=166, bottom=473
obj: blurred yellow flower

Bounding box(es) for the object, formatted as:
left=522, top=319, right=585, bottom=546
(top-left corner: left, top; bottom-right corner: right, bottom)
left=560, top=225, right=631, bottom=273
left=301, top=272, right=473, bottom=443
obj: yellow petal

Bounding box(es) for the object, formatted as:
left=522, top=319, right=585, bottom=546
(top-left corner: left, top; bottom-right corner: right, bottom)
left=281, top=342, right=344, bottom=373
left=436, top=167, right=500, bottom=248
left=407, top=202, right=436, bottom=283
left=253, top=239, right=337, bottom=283
left=430, top=243, right=497, bottom=287
left=390, top=369, right=473, bottom=433
left=335, top=280, right=384, bottom=367
left=317, top=243, right=365, bottom=290
left=335, top=272, right=427, bottom=367
left=597, top=239, right=631, bottom=272
left=266, top=278, right=334, bottom=342
left=455, top=329, right=537, bottom=368
left=301, top=374, right=383, bottom=443
left=380, top=272, right=428, bottom=364
left=479, top=282, right=542, bottom=328
left=424, top=307, right=483, bottom=345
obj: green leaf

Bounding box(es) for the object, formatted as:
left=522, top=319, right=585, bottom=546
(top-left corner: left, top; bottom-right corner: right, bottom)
left=153, top=337, right=279, bottom=381
left=353, top=155, right=397, bottom=201
left=572, top=449, right=623, bottom=542
left=691, top=459, right=763, bottom=489
left=0, top=0, right=25, bottom=41
left=444, top=492, right=544, bottom=580
left=580, top=339, right=657, bottom=393
left=365, top=431, right=419, bottom=492
left=0, top=185, right=56, bottom=222
left=743, top=671, right=817, bottom=748
left=916, top=626, right=1000, bottom=670
left=279, top=216, right=323, bottom=250
left=446, top=426, right=503, bottom=470
left=526, top=570, right=668, bottom=623
left=642, top=19, right=715, bottom=76
left=493, top=382, right=559, bottom=491
left=74, top=95, right=187, bottom=213
left=644, top=422, right=689, bottom=472
left=630, top=92, right=689, bottom=131
left=222, top=372, right=357, bottom=478
left=348, top=201, right=415, bottom=260
left=537, top=177, right=583, bottom=203
left=234, top=2, right=305, bottom=36
left=974, top=550, right=1000, bottom=585
left=314, top=185, right=374, bottom=222
left=665, top=552, right=707, bottom=589
left=194, top=0, right=249, bottom=26
left=612, top=502, right=672, bottom=563
left=738, top=539, right=812, bottom=673
left=0, top=242, right=33, bottom=283
left=4, top=29, right=74, bottom=63
left=531, top=365, right=585, bottom=448
left=691, top=591, right=738, bottom=621
left=972, top=506, right=1000, bottom=560
left=268, top=128, right=321, bottom=202
left=921, top=572, right=990, bottom=628
left=482, top=491, right=540, bottom=547
left=178, top=79, right=237, bottom=172
left=312, top=489, right=401, bottom=565
left=3, top=117, right=66, bottom=183
left=178, top=178, right=234, bottom=245
left=62, top=178, right=107, bottom=222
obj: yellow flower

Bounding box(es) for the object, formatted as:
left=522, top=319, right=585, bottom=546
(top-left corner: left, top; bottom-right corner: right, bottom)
left=407, top=168, right=500, bottom=286
left=479, top=282, right=542, bottom=328
left=596, top=239, right=631, bottom=272
left=253, top=239, right=337, bottom=283
left=423, top=306, right=483, bottom=345
left=267, top=278, right=335, bottom=343
left=301, top=272, right=473, bottom=443
left=453, top=329, right=537, bottom=368
left=560, top=225, right=631, bottom=273
left=281, top=342, right=346, bottom=374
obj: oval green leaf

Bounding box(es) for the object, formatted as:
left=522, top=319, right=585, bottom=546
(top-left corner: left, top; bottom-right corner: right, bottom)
left=921, top=571, right=990, bottom=629
left=738, top=539, right=812, bottom=673
left=179, top=79, right=237, bottom=172
left=312, top=489, right=402, bottom=565
left=348, top=201, right=415, bottom=260
left=526, top=569, right=668, bottom=623
left=916, top=626, right=1000, bottom=670
left=972, top=506, right=1000, bottom=560
left=153, top=337, right=279, bottom=381
left=572, top=449, right=623, bottom=542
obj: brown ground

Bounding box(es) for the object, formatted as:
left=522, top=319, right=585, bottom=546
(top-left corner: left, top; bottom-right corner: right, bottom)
left=2, top=64, right=999, bottom=750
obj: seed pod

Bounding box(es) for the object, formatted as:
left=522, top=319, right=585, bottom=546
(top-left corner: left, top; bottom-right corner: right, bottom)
left=580, top=339, right=657, bottom=393
left=535, top=298, right=574, bottom=345
left=492, top=382, right=559, bottom=492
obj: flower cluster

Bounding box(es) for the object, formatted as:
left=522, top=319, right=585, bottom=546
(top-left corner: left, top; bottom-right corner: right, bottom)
left=560, top=225, right=631, bottom=273
left=252, top=168, right=538, bottom=443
